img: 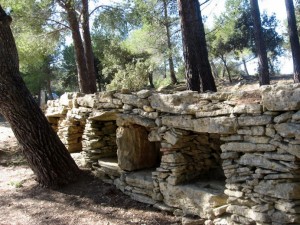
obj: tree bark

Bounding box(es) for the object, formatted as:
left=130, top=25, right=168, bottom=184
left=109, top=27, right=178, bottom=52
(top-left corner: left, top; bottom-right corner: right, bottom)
left=242, top=58, right=250, bottom=77
left=148, top=71, right=155, bottom=88
left=285, top=0, right=300, bottom=83
left=82, top=0, right=97, bottom=92
left=0, top=6, right=80, bottom=188
left=57, top=0, right=91, bottom=93
left=250, top=0, right=270, bottom=85
left=177, top=0, right=217, bottom=92
left=220, top=56, right=232, bottom=83
left=163, top=0, right=178, bottom=85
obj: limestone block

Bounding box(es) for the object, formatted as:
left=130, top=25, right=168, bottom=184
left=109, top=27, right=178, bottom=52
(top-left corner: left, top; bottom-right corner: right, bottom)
left=96, top=91, right=115, bottom=103
left=212, top=205, right=228, bottom=217
left=244, top=135, right=270, bottom=144
left=271, top=210, right=300, bottom=223
left=117, top=125, right=159, bottom=171
left=45, top=106, right=68, bottom=117
left=251, top=126, right=265, bottom=136
left=224, top=189, right=243, bottom=198
left=195, top=107, right=233, bottom=118
left=77, top=94, right=96, bottom=108
left=163, top=131, right=180, bottom=145
left=59, top=92, right=75, bottom=107
left=261, top=84, right=300, bottom=111
left=149, top=91, right=201, bottom=114
left=136, top=89, right=152, bottom=99
left=162, top=115, right=194, bottom=131
left=221, top=142, right=276, bottom=152
left=117, top=114, right=156, bottom=128
left=193, top=117, right=238, bottom=134
left=274, top=111, right=294, bottom=123
left=227, top=205, right=271, bottom=223
left=238, top=115, right=272, bottom=126
left=115, top=93, right=149, bottom=108
left=160, top=181, right=227, bottom=219
left=233, top=103, right=262, bottom=114
left=89, top=110, right=118, bottom=121
left=239, top=154, right=289, bottom=172
left=274, top=123, right=300, bottom=138
left=220, top=135, right=243, bottom=141
left=221, top=152, right=239, bottom=160
left=254, top=180, right=300, bottom=200
left=148, top=129, right=161, bottom=142
left=125, top=170, right=154, bottom=190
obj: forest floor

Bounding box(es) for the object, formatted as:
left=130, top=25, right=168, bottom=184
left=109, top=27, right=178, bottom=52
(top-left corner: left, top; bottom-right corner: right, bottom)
left=0, top=75, right=294, bottom=225
left=0, top=117, right=180, bottom=225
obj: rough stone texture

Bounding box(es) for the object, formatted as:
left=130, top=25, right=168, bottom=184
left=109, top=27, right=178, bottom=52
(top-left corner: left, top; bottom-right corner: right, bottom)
left=262, top=84, right=300, bottom=111
left=46, top=85, right=300, bottom=224
left=160, top=181, right=227, bottom=219
left=117, top=125, right=159, bottom=171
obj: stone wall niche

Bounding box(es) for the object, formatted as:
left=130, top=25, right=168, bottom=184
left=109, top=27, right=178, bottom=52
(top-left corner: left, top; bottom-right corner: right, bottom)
left=117, top=124, right=160, bottom=171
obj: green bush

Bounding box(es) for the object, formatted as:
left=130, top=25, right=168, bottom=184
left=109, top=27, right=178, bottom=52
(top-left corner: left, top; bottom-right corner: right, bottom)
left=107, top=60, right=150, bottom=91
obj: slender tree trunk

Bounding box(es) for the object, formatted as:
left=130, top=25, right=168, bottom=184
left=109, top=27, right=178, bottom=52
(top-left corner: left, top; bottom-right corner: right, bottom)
left=163, top=60, right=167, bottom=79
left=220, top=56, right=232, bottom=83
left=44, top=56, right=53, bottom=100
left=210, top=61, right=218, bottom=78
left=285, top=0, right=300, bottom=83
left=0, top=6, right=80, bottom=188
left=163, top=0, right=177, bottom=85
left=222, top=65, right=226, bottom=78
left=82, top=0, right=97, bottom=92
left=148, top=72, right=155, bottom=88
left=177, top=0, right=217, bottom=92
left=242, top=58, right=250, bottom=76
left=250, top=0, right=270, bottom=85
left=57, top=1, right=91, bottom=93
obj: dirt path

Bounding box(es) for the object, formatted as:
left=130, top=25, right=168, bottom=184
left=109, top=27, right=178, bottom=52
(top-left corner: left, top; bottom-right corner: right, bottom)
left=0, top=121, right=179, bottom=225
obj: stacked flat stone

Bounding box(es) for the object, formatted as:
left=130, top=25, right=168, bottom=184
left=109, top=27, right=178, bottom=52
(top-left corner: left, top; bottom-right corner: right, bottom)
left=221, top=84, right=300, bottom=224
left=45, top=84, right=300, bottom=225
left=82, top=119, right=118, bottom=167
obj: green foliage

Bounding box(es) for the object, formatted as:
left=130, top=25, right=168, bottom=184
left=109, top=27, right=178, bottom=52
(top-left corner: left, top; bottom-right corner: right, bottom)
left=3, top=0, right=59, bottom=94
left=107, top=60, right=151, bottom=91
left=207, top=0, right=284, bottom=78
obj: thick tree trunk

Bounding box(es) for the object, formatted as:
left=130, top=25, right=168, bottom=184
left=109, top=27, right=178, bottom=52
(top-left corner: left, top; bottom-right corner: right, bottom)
left=285, top=0, right=300, bottom=83
left=163, top=0, right=177, bottom=85
left=82, top=0, right=97, bottom=92
left=250, top=0, right=270, bottom=85
left=177, top=0, right=217, bottom=92
left=0, top=6, right=80, bottom=188
left=242, top=58, right=250, bottom=77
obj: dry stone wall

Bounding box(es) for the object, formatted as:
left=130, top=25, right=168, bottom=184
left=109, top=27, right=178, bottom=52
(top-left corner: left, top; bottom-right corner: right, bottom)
left=46, top=84, right=300, bottom=225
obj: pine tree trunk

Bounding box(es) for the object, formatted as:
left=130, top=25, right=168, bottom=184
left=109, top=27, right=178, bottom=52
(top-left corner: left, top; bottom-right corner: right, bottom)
left=163, top=0, right=177, bottom=85
left=57, top=1, right=91, bottom=94
left=221, top=56, right=232, bottom=83
left=250, top=0, right=270, bottom=85
left=177, top=0, right=217, bottom=92
left=285, top=0, right=300, bottom=83
left=0, top=7, right=80, bottom=188
left=82, top=0, right=97, bottom=92
left=242, top=58, right=250, bottom=77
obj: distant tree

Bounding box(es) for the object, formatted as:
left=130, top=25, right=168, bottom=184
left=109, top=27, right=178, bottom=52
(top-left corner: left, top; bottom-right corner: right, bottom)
left=250, top=0, right=270, bottom=85
left=177, top=0, right=217, bottom=92
left=285, top=0, right=300, bottom=83
left=0, top=6, right=80, bottom=188
left=56, top=0, right=97, bottom=93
